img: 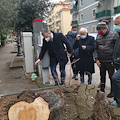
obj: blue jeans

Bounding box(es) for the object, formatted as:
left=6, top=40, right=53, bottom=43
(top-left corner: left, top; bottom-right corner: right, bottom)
left=112, top=68, right=120, bottom=104
left=50, top=63, right=65, bottom=85
left=80, top=72, right=92, bottom=85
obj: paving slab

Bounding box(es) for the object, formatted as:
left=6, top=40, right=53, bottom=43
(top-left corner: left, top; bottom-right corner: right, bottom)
left=9, top=57, right=23, bottom=69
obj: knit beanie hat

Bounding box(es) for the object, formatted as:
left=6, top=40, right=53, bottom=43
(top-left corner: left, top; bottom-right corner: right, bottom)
left=96, top=22, right=107, bottom=30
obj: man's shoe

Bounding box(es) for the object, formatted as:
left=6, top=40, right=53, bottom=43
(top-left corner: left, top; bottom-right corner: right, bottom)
left=60, top=82, right=64, bottom=85
left=55, top=81, right=58, bottom=86
left=100, top=84, right=105, bottom=92
left=75, top=75, right=78, bottom=80
left=100, top=88, right=105, bottom=92
left=110, top=101, right=117, bottom=106
left=107, top=92, right=114, bottom=98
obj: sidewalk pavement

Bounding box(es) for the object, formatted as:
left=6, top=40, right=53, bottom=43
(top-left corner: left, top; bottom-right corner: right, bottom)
left=0, top=42, right=38, bottom=96
left=0, top=42, right=112, bottom=99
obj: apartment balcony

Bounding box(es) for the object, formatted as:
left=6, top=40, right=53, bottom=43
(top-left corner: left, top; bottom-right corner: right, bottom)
left=71, top=20, right=78, bottom=26
left=70, top=7, right=77, bottom=14
left=114, top=6, right=120, bottom=14
left=96, top=10, right=111, bottom=19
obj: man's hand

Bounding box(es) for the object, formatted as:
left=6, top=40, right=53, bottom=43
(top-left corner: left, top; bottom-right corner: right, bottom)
left=96, top=60, right=101, bottom=67
left=67, top=53, right=71, bottom=58
left=35, top=59, right=40, bottom=66
left=82, top=45, right=86, bottom=50
left=76, top=34, right=80, bottom=40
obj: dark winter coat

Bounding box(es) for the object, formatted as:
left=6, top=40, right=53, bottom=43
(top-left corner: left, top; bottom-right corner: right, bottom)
left=94, top=30, right=119, bottom=62
left=73, top=35, right=95, bottom=74
left=39, top=32, right=72, bottom=68
left=113, top=32, right=120, bottom=70
left=66, top=31, right=79, bottom=57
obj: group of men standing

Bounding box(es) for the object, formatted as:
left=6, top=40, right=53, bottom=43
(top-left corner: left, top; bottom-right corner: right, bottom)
left=35, top=14, right=120, bottom=108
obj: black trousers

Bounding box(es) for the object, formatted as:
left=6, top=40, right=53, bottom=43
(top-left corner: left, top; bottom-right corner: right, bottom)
left=100, top=62, right=115, bottom=92
left=112, top=68, right=120, bottom=104
left=70, top=56, right=79, bottom=75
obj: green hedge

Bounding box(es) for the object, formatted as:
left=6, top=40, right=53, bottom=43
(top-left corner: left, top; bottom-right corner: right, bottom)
left=1, top=40, right=6, bottom=46
left=1, top=35, right=7, bottom=46
left=1, top=35, right=7, bottom=40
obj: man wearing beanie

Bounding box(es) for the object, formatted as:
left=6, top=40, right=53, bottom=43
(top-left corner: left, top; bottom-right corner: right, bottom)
left=94, top=22, right=119, bottom=98
left=101, top=20, right=109, bottom=29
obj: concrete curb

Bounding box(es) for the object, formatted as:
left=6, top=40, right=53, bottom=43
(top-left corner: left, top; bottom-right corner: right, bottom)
left=9, top=57, right=23, bottom=69
left=0, top=85, right=59, bottom=98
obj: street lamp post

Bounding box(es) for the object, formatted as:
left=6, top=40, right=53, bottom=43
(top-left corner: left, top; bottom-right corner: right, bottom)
left=17, top=33, right=23, bottom=56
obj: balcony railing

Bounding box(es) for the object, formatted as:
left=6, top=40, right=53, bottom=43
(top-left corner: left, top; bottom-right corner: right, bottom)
left=114, top=6, right=120, bottom=14
left=71, top=20, right=78, bottom=25
left=70, top=7, right=77, bottom=14
left=96, top=10, right=111, bottom=19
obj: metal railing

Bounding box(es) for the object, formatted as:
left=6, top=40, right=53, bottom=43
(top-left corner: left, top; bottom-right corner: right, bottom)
left=96, top=10, right=111, bottom=19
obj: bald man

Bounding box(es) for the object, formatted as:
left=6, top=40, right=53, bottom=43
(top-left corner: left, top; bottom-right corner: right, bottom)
left=73, top=28, right=95, bottom=84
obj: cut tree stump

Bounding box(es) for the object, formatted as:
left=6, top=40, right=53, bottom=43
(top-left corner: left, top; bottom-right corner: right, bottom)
left=8, top=97, right=50, bottom=120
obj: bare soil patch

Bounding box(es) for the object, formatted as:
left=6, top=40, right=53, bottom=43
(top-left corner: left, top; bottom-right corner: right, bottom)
left=0, top=84, right=119, bottom=120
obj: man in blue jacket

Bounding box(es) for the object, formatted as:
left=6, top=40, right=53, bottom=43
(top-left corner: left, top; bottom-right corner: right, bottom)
left=66, top=26, right=79, bottom=80
left=35, top=29, right=72, bottom=86
left=73, top=28, right=95, bottom=84
left=110, top=14, right=120, bottom=107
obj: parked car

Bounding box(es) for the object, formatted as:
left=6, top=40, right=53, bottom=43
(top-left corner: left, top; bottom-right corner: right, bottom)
left=88, top=33, right=98, bottom=40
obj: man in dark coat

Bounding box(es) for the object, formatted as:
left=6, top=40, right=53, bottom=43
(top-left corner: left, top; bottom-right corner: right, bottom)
left=110, top=14, right=120, bottom=107
left=66, top=26, right=79, bottom=80
left=94, top=22, right=119, bottom=98
left=73, top=28, right=95, bottom=84
left=35, top=29, right=72, bottom=85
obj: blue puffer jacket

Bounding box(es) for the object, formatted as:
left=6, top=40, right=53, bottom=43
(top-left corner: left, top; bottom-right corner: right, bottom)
left=66, top=31, right=79, bottom=57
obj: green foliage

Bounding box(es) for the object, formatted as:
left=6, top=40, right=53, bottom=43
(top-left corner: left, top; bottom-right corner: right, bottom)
left=1, top=35, right=7, bottom=40
left=0, top=0, right=16, bottom=35
left=0, top=34, right=6, bottom=46
left=0, top=0, right=53, bottom=35
left=1, top=40, right=6, bottom=46
left=14, top=0, right=53, bottom=32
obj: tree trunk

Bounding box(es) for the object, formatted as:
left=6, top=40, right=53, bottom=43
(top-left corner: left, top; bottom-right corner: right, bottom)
left=8, top=97, right=50, bottom=120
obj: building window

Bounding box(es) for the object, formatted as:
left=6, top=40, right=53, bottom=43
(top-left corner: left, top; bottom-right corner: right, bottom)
left=52, top=23, right=54, bottom=28
left=56, top=12, right=61, bottom=19
left=80, top=14, right=83, bottom=21
left=92, top=9, right=96, bottom=17
left=92, top=26, right=96, bottom=32
left=56, top=21, right=61, bottom=27
left=56, top=13, right=58, bottom=19
left=49, top=18, right=52, bottom=23
left=80, top=0, right=83, bottom=6
left=58, top=12, right=61, bottom=18
left=52, top=16, right=54, bottom=21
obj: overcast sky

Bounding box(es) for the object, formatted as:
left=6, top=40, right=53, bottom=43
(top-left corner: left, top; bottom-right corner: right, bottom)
left=50, top=0, right=65, bottom=3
